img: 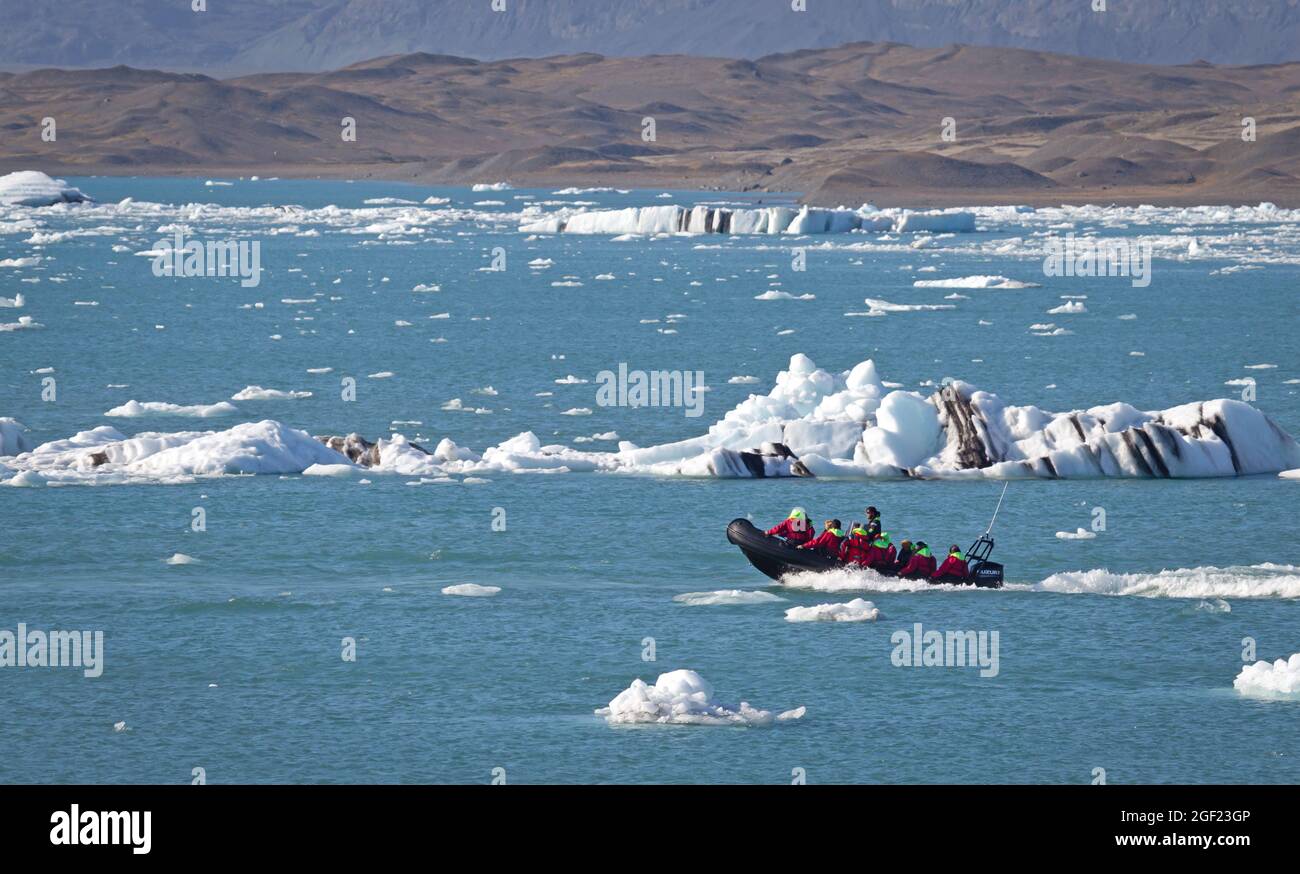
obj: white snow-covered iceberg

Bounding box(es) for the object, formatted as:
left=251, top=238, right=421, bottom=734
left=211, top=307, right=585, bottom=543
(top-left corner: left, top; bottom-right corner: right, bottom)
left=4, top=356, right=1298, bottom=486
left=1234, top=653, right=1300, bottom=697
left=519, top=203, right=975, bottom=236
left=595, top=669, right=805, bottom=726
left=0, top=171, right=88, bottom=206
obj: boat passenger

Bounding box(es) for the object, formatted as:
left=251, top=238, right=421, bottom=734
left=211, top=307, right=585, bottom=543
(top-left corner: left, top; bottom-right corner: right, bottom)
left=839, top=524, right=874, bottom=566
left=766, top=507, right=814, bottom=546
left=800, top=519, right=845, bottom=557
left=898, top=542, right=937, bottom=579
left=894, top=539, right=914, bottom=571
left=868, top=531, right=896, bottom=570
left=863, top=506, right=882, bottom=539
left=931, top=545, right=970, bottom=582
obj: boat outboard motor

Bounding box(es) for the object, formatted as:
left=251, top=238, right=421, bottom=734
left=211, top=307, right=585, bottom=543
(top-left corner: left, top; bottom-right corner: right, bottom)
left=964, top=535, right=1004, bottom=588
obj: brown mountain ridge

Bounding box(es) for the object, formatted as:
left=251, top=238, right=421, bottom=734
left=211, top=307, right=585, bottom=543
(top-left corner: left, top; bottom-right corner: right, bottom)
left=3, top=42, right=1300, bottom=206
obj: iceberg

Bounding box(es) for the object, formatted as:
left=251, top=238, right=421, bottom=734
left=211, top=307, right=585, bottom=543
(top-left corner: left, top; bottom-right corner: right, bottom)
left=4, top=355, right=1298, bottom=486
left=784, top=598, right=881, bottom=622
left=0, top=171, right=88, bottom=206
left=519, top=203, right=976, bottom=236
left=595, top=669, right=805, bottom=726
left=1234, top=653, right=1300, bottom=697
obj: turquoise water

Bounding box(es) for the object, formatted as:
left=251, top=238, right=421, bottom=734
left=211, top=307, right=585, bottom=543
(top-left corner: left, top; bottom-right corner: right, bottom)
left=2, top=178, right=1299, bottom=783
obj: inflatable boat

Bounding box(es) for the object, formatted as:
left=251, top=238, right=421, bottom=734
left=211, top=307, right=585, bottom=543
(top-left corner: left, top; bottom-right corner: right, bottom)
left=726, top=518, right=1005, bottom=588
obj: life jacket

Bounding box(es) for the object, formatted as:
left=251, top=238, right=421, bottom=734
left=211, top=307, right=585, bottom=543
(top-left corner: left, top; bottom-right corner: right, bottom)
left=839, top=529, right=874, bottom=565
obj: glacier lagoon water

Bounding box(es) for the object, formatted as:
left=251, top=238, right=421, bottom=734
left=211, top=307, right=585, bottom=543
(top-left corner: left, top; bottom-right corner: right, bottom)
left=2, top=178, right=1299, bottom=783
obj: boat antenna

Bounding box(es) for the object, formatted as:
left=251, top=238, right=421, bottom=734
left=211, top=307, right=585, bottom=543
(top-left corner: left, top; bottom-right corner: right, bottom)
left=984, top=481, right=1009, bottom=537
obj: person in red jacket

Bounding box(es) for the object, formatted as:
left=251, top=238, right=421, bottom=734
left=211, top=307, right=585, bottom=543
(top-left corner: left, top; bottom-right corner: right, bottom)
left=838, top=525, right=874, bottom=566
left=898, top=542, right=937, bottom=579
left=931, top=545, right=970, bottom=582
left=868, top=532, right=897, bottom=571
left=766, top=508, right=814, bottom=546
left=800, top=519, right=844, bottom=557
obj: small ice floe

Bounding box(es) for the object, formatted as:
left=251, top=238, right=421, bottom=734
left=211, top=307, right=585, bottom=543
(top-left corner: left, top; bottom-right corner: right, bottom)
left=1056, top=528, right=1098, bottom=540
left=754, top=291, right=815, bottom=301
left=673, top=589, right=786, bottom=606
left=105, top=400, right=237, bottom=418
left=855, top=298, right=956, bottom=316
left=560, top=408, right=592, bottom=416
left=165, top=553, right=198, bottom=565
left=412, top=283, right=440, bottom=292
left=596, top=669, right=805, bottom=726
left=113, top=721, right=128, bottom=732
left=367, top=372, right=395, bottom=379
left=1195, top=598, right=1232, bottom=613
left=1047, top=301, right=1087, bottom=315
left=784, top=598, right=880, bottom=622
left=913, top=275, right=1039, bottom=289
left=231, top=386, right=311, bottom=400
left=0, top=293, right=25, bottom=307
left=728, top=375, right=761, bottom=384
left=441, top=583, right=501, bottom=597
left=1234, top=653, right=1300, bottom=698
left=0, top=316, right=42, bottom=332
left=302, top=463, right=360, bottom=477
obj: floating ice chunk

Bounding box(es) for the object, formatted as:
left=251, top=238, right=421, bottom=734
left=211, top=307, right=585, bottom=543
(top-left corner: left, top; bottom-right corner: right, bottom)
left=755, top=290, right=815, bottom=301
left=165, top=553, right=198, bottom=565
left=784, top=598, right=880, bottom=622
left=0, top=316, right=42, bottom=331
left=231, top=386, right=312, bottom=401
left=596, top=669, right=805, bottom=726
left=442, top=583, right=501, bottom=597
left=105, top=400, right=238, bottom=418
left=860, top=298, right=956, bottom=314
left=302, top=463, right=360, bottom=477
left=1056, top=528, right=1098, bottom=540
left=1048, top=301, right=1087, bottom=315
left=471, top=182, right=513, bottom=192
left=0, top=171, right=88, bottom=206
left=673, top=590, right=787, bottom=606
left=1234, top=653, right=1300, bottom=697
left=914, top=275, right=1038, bottom=289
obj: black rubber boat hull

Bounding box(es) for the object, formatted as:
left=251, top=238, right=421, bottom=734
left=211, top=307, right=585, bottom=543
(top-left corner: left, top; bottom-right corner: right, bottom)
left=726, top=518, right=840, bottom=580
left=726, top=518, right=1004, bottom=588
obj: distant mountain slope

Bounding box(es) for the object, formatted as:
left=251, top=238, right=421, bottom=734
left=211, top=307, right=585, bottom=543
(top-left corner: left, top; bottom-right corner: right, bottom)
left=2, top=0, right=1299, bottom=73
left=4, top=42, right=1300, bottom=206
